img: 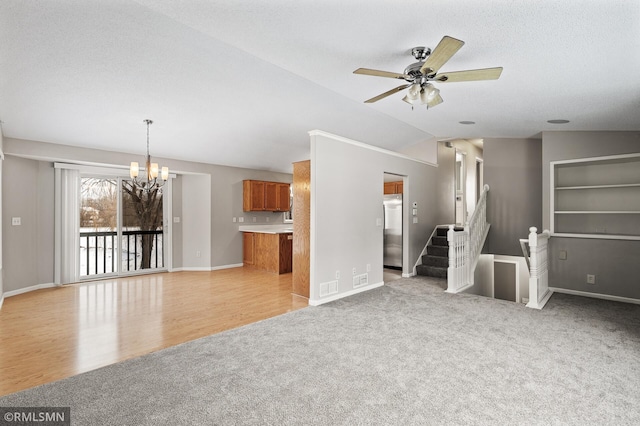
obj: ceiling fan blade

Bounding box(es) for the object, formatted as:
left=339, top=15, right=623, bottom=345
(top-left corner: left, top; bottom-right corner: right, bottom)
left=427, top=93, right=443, bottom=108
left=434, top=67, right=503, bottom=82
left=420, top=36, right=464, bottom=75
left=354, top=68, right=410, bottom=80
left=364, top=84, right=411, bottom=103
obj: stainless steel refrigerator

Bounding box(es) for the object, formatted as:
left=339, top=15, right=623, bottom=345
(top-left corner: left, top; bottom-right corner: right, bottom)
left=383, top=194, right=403, bottom=268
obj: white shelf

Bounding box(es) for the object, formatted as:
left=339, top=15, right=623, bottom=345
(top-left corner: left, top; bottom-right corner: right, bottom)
left=555, top=211, right=640, bottom=214
left=552, top=233, right=640, bottom=241
left=551, top=153, right=640, bottom=239
left=556, top=183, right=640, bottom=190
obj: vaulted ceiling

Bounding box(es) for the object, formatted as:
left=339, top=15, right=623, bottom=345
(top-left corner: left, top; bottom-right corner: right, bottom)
left=1, top=1, right=639, bottom=172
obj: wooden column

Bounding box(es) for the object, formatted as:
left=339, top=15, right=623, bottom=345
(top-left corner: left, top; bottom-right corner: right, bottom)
left=292, top=160, right=310, bottom=298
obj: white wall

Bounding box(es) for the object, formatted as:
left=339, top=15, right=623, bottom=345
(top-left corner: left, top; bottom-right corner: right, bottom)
left=398, top=138, right=438, bottom=165
left=309, top=131, right=439, bottom=305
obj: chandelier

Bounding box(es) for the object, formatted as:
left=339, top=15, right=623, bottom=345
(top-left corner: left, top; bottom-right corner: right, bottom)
left=129, top=119, right=168, bottom=191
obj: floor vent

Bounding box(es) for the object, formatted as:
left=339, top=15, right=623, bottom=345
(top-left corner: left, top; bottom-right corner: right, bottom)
left=353, top=273, right=368, bottom=288
left=319, top=280, right=339, bottom=297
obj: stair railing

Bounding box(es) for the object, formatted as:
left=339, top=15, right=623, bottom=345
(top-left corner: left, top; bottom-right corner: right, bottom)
left=524, top=226, right=553, bottom=309
left=446, top=184, right=490, bottom=293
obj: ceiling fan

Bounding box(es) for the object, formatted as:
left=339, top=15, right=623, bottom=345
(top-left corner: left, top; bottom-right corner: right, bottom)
left=353, top=36, right=503, bottom=108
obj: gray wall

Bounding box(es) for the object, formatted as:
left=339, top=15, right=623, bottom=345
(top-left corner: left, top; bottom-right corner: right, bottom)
left=436, top=141, right=455, bottom=224
left=0, top=129, right=3, bottom=300
left=2, top=137, right=292, bottom=293
left=2, top=157, right=53, bottom=292
left=435, top=139, right=484, bottom=225
left=171, top=176, right=183, bottom=269
left=483, top=138, right=542, bottom=256
left=542, top=131, right=640, bottom=299
left=310, top=131, right=438, bottom=304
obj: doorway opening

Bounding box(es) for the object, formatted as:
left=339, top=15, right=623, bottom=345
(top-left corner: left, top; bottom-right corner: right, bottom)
left=383, top=173, right=404, bottom=281
left=454, top=150, right=467, bottom=225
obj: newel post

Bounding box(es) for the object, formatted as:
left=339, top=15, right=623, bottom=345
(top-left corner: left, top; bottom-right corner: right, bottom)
left=528, top=226, right=539, bottom=303
left=447, top=224, right=455, bottom=291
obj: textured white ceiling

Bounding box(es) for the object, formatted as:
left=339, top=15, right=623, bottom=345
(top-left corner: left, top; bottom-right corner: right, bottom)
left=1, top=0, right=639, bottom=172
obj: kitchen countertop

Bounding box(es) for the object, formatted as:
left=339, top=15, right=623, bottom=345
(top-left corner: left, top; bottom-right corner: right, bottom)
left=238, top=225, right=293, bottom=234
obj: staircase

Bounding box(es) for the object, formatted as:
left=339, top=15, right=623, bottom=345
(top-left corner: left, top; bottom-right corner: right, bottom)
left=414, top=185, right=490, bottom=293
left=416, top=226, right=460, bottom=278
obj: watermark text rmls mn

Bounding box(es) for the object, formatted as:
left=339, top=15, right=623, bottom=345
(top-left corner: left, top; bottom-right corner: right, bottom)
left=1, top=407, right=70, bottom=426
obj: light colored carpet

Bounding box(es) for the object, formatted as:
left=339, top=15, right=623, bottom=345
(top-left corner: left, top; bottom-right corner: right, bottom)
left=1, top=276, right=639, bottom=425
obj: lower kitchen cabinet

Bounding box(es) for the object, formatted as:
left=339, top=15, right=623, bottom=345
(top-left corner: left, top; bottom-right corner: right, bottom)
left=242, top=232, right=292, bottom=274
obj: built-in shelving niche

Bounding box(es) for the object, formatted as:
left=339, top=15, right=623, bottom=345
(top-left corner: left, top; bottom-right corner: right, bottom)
left=551, top=153, right=640, bottom=240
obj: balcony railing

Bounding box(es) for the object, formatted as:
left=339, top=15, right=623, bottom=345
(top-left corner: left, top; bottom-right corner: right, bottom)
left=79, top=229, right=164, bottom=276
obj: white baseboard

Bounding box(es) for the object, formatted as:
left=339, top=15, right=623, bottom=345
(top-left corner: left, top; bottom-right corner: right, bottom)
left=211, top=263, right=243, bottom=271
left=526, top=289, right=554, bottom=310
left=171, top=264, right=243, bottom=272
left=402, top=272, right=415, bottom=278
left=550, top=287, right=640, bottom=306
left=4, top=282, right=56, bottom=298
left=309, top=281, right=384, bottom=306
left=446, top=282, right=474, bottom=294
left=0, top=294, right=4, bottom=311
left=174, top=267, right=212, bottom=272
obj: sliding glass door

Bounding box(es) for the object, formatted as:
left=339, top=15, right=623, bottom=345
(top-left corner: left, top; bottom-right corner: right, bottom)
left=121, top=178, right=164, bottom=273
left=79, top=176, right=165, bottom=279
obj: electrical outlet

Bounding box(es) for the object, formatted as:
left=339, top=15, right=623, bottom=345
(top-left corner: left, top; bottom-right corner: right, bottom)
left=587, top=274, right=596, bottom=284
left=366, top=264, right=371, bottom=272
left=335, top=270, right=340, bottom=279
left=239, top=217, right=244, bottom=223
left=352, top=267, right=357, bottom=276
left=196, top=250, right=201, bottom=258
left=11, top=217, right=21, bottom=226
left=232, top=217, right=237, bottom=223
left=559, top=250, right=567, bottom=260
left=173, top=217, right=181, bottom=223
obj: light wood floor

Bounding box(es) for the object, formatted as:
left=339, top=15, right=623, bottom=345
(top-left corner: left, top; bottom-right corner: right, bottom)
left=0, top=268, right=307, bottom=397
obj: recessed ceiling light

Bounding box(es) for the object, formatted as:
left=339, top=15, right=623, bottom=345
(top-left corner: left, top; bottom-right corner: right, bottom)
left=459, top=121, right=475, bottom=125
left=547, top=119, right=570, bottom=124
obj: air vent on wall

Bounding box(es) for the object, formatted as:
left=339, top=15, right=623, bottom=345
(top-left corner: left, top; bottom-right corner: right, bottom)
left=319, top=280, right=339, bottom=297
left=353, top=273, right=369, bottom=288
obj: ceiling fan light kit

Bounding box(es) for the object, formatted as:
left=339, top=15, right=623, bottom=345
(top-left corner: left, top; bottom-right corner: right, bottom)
left=354, top=36, right=503, bottom=109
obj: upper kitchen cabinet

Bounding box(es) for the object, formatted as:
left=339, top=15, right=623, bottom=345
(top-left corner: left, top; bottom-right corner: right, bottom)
left=384, top=181, right=403, bottom=195
left=243, top=180, right=291, bottom=212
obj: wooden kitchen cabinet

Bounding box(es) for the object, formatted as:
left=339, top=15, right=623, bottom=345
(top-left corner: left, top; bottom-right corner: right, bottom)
left=277, top=182, right=291, bottom=211
left=242, top=231, right=292, bottom=274
left=243, top=180, right=265, bottom=211
left=243, top=180, right=291, bottom=212
left=242, top=232, right=255, bottom=265
left=384, top=181, right=403, bottom=194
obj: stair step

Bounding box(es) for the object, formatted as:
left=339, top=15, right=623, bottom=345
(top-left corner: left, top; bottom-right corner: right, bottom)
left=422, top=254, right=448, bottom=268
left=416, top=264, right=448, bottom=279
left=436, top=226, right=465, bottom=237
left=427, top=245, right=448, bottom=257
left=432, top=236, right=448, bottom=247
